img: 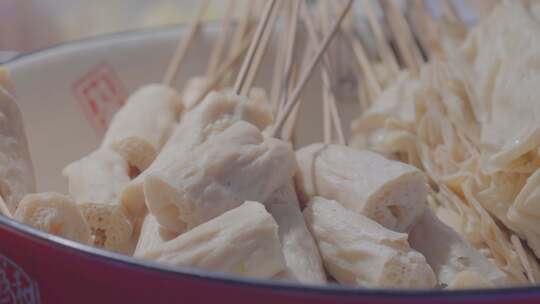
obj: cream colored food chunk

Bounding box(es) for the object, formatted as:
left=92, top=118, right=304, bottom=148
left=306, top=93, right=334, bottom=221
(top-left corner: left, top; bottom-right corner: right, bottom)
left=296, top=143, right=427, bottom=232
left=63, top=149, right=134, bottom=254
left=0, top=87, right=36, bottom=214
left=134, top=214, right=178, bottom=257
left=266, top=182, right=326, bottom=284
left=121, top=91, right=273, bottom=218
left=303, top=197, right=436, bottom=288
left=141, top=201, right=286, bottom=278
left=63, top=149, right=130, bottom=204
left=447, top=271, right=494, bottom=289
left=14, top=192, right=91, bottom=244
left=102, top=84, right=183, bottom=171
left=409, top=210, right=508, bottom=287
left=144, top=121, right=296, bottom=232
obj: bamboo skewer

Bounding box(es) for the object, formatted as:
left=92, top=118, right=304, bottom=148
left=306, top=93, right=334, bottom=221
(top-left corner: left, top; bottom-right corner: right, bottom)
left=511, top=235, right=536, bottom=284
left=441, top=0, right=460, bottom=23
left=234, top=0, right=278, bottom=95
left=277, top=0, right=301, bottom=115
left=362, top=0, right=400, bottom=76
left=281, top=64, right=301, bottom=143
left=271, top=0, right=353, bottom=139
left=282, top=36, right=313, bottom=143
left=407, top=0, right=441, bottom=60
left=163, top=0, right=210, bottom=86
left=241, top=0, right=282, bottom=96
left=301, top=1, right=345, bottom=145
left=271, top=6, right=289, bottom=114
left=206, top=0, right=236, bottom=77
left=228, top=0, right=255, bottom=59
left=344, top=30, right=381, bottom=102
left=188, top=28, right=256, bottom=109
left=380, top=0, right=423, bottom=74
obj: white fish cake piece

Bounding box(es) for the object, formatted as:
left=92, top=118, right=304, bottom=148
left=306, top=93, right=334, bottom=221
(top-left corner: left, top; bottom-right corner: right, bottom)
left=0, top=87, right=36, bottom=214
left=409, top=210, right=509, bottom=287
left=102, top=84, right=183, bottom=171
left=121, top=91, right=273, bottom=218
left=63, top=149, right=134, bottom=254
left=295, top=143, right=427, bottom=232
left=134, top=214, right=178, bottom=258
left=266, top=182, right=326, bottom=284
left=144, top=121, right=296, bottom=232
left=303, top=197, right=436, bottom=288
left=14, top=192, right=91, bottom=244
left=141, top=201, right=286, bottom=279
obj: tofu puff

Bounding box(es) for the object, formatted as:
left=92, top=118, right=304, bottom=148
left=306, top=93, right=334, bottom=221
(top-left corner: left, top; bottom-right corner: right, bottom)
left=63, top=149, right=134, bottom=254
left=304, top=197, right=436, bottom=288
left=121, top=91, right=273, bottom=219
left=265, top=182, right=326, bottom=284
left=144, top=120, right=296, bottom=232
left=140, top=201, right=286, bottom=279
left=409, top=210, right=509, bottom=287
left=295, top=143, right=427, bottom=232
left=0, top=87, right=36, bottom=214
left=14, top=192, right=91, bottom=244
left=102, top=84, right=183, bottom=172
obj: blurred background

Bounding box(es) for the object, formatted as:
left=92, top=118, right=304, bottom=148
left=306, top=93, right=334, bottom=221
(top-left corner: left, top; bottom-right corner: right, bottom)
left=0, top=0, right=496, bottom=56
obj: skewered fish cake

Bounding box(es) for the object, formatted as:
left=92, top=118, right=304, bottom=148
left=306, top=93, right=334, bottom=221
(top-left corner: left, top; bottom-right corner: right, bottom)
left=144, top=120, right=296, bottom=232
left=296, top=143, right=427, bottom=232
left=102, top=84, right=183, bottom=172
left=121, top=91, right=273, bottom=219
left=304, top=197, right=436, bottom=288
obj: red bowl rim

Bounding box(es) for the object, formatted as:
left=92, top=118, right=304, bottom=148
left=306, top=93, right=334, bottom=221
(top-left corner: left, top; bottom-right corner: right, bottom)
left=4, top=26, right=540, bottom=299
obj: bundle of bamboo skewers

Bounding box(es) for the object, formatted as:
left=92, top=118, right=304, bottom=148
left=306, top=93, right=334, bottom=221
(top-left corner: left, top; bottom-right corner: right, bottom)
left=11, top=0, right=540, bottom=291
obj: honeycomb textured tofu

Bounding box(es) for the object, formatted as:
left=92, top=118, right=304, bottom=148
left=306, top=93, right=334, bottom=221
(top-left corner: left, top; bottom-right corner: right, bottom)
left=296, top=143, right=427, bottom=232
left=304, top=197, right=436, bottom=288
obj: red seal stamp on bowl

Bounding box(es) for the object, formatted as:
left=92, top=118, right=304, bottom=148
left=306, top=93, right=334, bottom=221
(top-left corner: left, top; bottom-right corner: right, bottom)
left=72, top=62, right=127, bottom=137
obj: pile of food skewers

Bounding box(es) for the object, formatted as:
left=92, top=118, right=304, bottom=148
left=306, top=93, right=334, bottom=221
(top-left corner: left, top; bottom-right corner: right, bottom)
left=3, top=0, right=540, bottom=290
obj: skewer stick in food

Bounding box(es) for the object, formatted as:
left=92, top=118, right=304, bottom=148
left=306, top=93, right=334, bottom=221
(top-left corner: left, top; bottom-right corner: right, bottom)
left=187, top=27, right=256, bottom=109
left=242, top=0, right=282, bottom=96
left=234, top=0, right=278, bottom=95
left=342, top=30, right=382, bottom=101
left=407, top=0, right=442, bottom=59
left=441, top=0, right=460, bottom=23
left=362, top=0, right=400, bottom=76
left=206, top=0, right=236, bottom=77
left=276, top=0, right=301, bottom=112
left=272, top=0, right=353, bottom=139
left=380, top=0, right=423, bottom=73
left=300, top=2, right=345, bottom=145
left=163, top=0, right=210, bottom=86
